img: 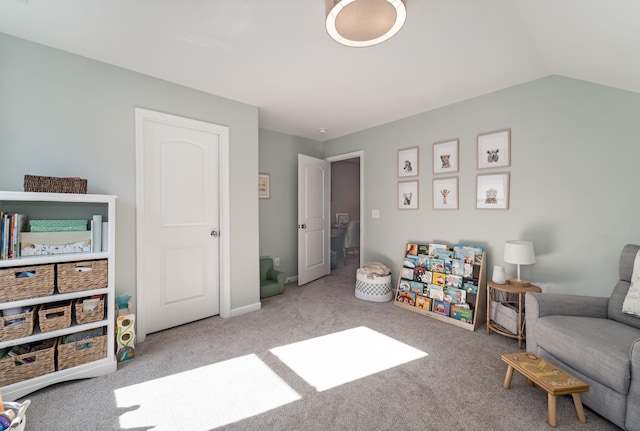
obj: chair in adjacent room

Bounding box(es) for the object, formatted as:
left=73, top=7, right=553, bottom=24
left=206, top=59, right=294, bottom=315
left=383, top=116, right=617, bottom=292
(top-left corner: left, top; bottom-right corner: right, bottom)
left=342, top=221, right=360, bottom=265
left=259, top=257, right=286, bottom=299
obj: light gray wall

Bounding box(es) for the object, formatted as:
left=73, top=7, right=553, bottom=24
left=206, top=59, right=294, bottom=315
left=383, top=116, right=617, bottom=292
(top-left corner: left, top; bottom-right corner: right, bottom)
left=258, top=129, right=324, bottom=279
left=0, top=33, right=260, bottom=312
left=324, top=76, right=640, bottom=296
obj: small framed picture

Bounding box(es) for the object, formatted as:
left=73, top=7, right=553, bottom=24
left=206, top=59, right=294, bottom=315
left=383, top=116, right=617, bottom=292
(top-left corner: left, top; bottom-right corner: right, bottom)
left=477, top=129, right=511, bottom=169
left=433, top=139, right=459, bottom=175
left=398, top=180, right=419, bottom=210
left=397, top=146, right=419, bottom=178
left=433, top=177, right=458, bottom=210
left=258, top=173, right=270, bottom=199
left=476, top=172, right=509, bottom=209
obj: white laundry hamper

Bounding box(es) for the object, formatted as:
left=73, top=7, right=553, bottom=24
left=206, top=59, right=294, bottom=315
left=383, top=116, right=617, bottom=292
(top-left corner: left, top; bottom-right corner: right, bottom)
left=355, top=269, right=393, bottom=302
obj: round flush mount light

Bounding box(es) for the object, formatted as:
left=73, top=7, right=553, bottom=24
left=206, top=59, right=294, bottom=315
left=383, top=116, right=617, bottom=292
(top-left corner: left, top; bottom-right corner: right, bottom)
left=325, top=0, right=407, bottom=48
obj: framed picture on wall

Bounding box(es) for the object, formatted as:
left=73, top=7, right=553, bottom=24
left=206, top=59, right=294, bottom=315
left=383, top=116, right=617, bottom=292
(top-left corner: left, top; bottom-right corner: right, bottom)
left=258, top=173, right=270, bottom=199
left=433, top=139, right=459, bottom=175
left=398, top=180, right=419, bottom=210
left=433, top=177, right=458, bottom=210
left=397, top=147, right=419, bottom=178
left=476, top=172, right=509, bottom=209
left=477, top=128, right=511, bottom=169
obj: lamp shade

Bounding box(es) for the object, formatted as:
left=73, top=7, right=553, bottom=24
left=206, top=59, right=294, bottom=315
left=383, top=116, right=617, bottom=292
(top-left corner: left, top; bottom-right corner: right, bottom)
left=503, top=240, right=536, bottom=265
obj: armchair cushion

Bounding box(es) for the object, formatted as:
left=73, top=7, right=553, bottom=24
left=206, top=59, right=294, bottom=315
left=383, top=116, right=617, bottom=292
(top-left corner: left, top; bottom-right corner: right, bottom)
left=535, top=315, right=638, bottom=394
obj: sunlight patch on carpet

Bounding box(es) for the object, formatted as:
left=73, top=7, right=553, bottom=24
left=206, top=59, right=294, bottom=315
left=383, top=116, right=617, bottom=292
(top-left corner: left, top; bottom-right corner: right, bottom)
left=269, top=326, right=427, bottom=392
left=114, top=354, right=300, bottom=430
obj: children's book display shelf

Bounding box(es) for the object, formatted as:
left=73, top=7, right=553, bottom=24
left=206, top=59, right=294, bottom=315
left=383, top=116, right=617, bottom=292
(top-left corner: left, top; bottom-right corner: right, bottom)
left=393, top=242, right=487, bottom=332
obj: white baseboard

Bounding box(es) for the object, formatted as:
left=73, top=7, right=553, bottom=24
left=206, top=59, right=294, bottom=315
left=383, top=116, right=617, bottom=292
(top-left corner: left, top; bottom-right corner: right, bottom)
left=285, top=275, right=298, bottom=283
left=230, top=302, right=261, bottom=317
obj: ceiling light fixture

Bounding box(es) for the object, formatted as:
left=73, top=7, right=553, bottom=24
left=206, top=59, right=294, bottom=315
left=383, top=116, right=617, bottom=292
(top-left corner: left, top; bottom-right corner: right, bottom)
left=325, top=0, right=407, bottom=48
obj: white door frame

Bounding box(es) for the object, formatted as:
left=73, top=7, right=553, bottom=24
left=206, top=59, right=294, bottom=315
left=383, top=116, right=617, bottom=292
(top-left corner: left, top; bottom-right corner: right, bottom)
left=326, top=150, right=364, bottom=268
left=134, top=108, right=231, bottom=343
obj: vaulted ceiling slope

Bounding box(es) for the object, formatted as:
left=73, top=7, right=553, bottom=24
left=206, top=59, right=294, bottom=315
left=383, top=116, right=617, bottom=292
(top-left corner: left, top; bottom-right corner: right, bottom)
left=1, top=0, right=639, bottom=141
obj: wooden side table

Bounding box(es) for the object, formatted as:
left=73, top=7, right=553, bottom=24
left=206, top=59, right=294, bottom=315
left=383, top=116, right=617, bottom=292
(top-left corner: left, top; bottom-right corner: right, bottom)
left=487, top=281, right=541, bottom=349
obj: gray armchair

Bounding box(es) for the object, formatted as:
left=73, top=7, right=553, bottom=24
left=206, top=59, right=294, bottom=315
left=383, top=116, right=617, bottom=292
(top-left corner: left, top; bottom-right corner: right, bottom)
left=343, top=221, right=360, bottom=265
left=526, top=244, right=640, bottom=430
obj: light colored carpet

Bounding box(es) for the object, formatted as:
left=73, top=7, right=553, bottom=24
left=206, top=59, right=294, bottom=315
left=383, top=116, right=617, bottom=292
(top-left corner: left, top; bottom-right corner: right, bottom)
left=20, top=263, right=621, bottom=430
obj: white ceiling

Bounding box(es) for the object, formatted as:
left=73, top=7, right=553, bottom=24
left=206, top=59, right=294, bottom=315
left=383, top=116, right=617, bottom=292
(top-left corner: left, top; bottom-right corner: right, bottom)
left=1, top=0, right=639, bottom=141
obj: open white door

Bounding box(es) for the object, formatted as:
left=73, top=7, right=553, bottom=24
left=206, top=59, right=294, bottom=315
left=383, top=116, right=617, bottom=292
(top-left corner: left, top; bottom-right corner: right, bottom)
left=298, top=154, right=330, bottom=285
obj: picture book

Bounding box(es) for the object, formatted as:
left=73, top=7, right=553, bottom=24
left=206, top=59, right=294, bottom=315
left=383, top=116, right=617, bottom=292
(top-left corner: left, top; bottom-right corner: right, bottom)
left=451, top=259, right=465, bottom=276
left=396, top=290, right=416, bottom=306
left=454, top=247, right=475, bottom=264
left=409, top=281, right=425, bottom=294
left=432, top=272, right=446, bottom=286
left=428, top=284, right=444, bottom=300
left=444, top=287, right=466, bottom=304
left=398, top=279, right=412, bottom=291
left=406, top=243, right=419, bottom=256
left=463, top=263, right=473, bottom=278
left=416, top=254, right=430, bottom=269
left=428, top=243, right=448, bottom=256
left=404, top=255, right=419, bottom=268
left=415, top=294, right=431, bottom=310
left=401, top=267, right=414, bottom=280
left=432, top=248, right=453, bottom=259
left=430, top=258, right=445, bottom=273
left=432, top=299, right=450, bottom=316
left=413, top=266, right=426, bottom=282
left=416, top=270, right=432, bottom=284
left=454, top=244, right=483, bottom=265
left=451, top=304, right=473, bottom=322
left=463, top=279, right=478, bottom=294
left=417, top=244, right=429, bottom=255
left=446, top=274, right=463, bottom=288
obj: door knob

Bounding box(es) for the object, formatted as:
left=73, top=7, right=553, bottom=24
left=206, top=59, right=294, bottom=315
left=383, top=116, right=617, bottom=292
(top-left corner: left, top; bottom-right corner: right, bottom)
left=301, top=224, right=306, bottom=229
left=211, top=230, right=219, bottom=237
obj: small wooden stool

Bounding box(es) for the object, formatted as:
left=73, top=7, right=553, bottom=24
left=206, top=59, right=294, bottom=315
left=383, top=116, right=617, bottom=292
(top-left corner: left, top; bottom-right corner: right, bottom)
left=501, top=352, right=589, bottom=427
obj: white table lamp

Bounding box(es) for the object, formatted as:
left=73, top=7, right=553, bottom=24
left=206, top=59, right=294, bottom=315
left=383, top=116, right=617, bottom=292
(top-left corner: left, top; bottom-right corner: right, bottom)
left=503, top=240, right=536, bottom=286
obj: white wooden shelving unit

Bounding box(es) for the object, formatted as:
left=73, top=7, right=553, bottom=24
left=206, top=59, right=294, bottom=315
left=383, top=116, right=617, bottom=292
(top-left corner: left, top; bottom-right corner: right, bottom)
left=0, top=191, right=117, bottom=401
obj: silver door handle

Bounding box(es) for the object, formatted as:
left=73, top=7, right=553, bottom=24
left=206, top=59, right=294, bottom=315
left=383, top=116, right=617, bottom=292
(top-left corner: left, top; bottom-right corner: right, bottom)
left=211, top=230, right=219, bottom=237
left=298, top=224, right=306, bottom=229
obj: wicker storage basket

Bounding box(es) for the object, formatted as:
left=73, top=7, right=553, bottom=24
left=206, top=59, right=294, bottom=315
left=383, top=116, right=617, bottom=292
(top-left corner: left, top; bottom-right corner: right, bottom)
left=23, top=175, right=87, bottom=194
left=0, top=265, right=55, bottom=302
left=57, top=332, right=107, bottom=371
left=57, top=260, right=108, bottom=293
left=74, top=296, right=105, bottom=325
left=0, top=339, right=56, bottom=386
left=0, top=307, right=36, bottom=342
left=38, top=301, right=71, bottom=333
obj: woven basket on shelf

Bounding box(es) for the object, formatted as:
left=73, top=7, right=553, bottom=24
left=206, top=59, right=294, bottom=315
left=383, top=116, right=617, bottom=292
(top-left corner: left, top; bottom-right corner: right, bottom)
left=0, top=307, right=36, bottom=342
left=57, top=260, right=108, bottom=293
left=0, top=339, right=56, bottom=387
left=38, top=301, right=71, bottom=333
left=0, top=264, right=55, bottom=302
left=74, top=297, right=105, bottom=325
left=57, top=334, right=107, bottom=371
left=23, top=175, right=87, bottom=194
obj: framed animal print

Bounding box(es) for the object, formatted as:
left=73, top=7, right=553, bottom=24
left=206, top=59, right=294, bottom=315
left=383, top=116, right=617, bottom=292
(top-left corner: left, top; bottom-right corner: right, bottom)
left=398, top=180, right=419, bottom=210
left=433, top=139, right=459, bottom=175
left=397, top=146, right=419, bottom=178
left=476, top=172, right=509, bottom=209
left=258, top=173, right=270, bottom=199
left=433, top=177, right=458, bottom=210
left=477, top=129, right=510, bottom=169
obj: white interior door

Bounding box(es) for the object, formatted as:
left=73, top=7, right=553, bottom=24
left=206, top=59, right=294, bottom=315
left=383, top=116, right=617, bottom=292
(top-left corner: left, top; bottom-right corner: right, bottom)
left=298, top=154, right=330, bottom=285
left=136, top=108, right=221, bottom=336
